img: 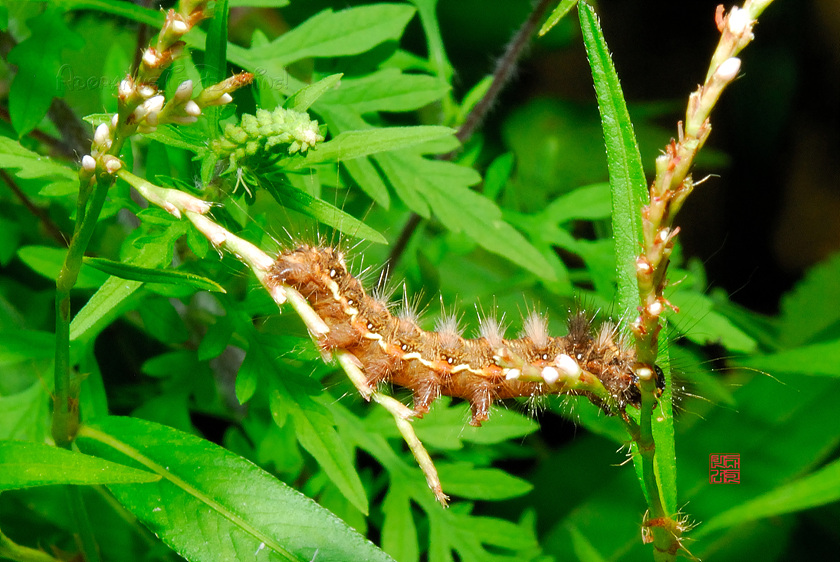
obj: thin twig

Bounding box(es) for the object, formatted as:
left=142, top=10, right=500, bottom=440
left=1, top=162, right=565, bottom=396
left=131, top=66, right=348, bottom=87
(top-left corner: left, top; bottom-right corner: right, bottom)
left=386, top=0, right=553, bottom=269
left=0, top=170, right=67, bottom=245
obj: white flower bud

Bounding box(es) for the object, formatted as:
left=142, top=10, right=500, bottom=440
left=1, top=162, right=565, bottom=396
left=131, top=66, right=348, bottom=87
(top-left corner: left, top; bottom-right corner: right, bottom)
left=111, top=114, right=119, bottom=128
left=118, top=78, right=134, bottom=98
left=715, top=57, right=742, bottom=83
left=103, top=157, right=122, bottom=173
left=82, top=155, right=96, bottom=171
left=219, top=93, right=233, bottom=105
left=171, top=19, right=189, bottom=35
left=94, top=123, right=111, bottom=146
left=184, top=100, right=201, bottom=117
left=174, top=80, right=194, bottom=103
left=144, top=95, right=165, bottom=114
left=727, top=7, right=752, bottom=37
left=138, top=85, right=156, bottom=98
left=648, top=301, right=664, bottom=316
left=142, top=49, right=157, bottom=67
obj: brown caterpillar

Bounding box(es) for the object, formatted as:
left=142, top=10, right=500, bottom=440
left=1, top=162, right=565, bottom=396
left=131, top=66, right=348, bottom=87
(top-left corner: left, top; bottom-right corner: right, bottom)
left=268, top=244, right=658, bottom=426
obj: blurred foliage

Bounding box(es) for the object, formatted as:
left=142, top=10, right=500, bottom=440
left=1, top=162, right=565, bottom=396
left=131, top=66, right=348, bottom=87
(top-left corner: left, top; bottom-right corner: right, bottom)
left=1, top=1, right=839, bottom=561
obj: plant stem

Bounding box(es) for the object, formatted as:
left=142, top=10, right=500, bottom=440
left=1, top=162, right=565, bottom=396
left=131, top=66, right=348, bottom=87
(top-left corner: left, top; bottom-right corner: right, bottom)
left=52, top=173, right=112, bottom=449
left=66, top=486, right=101, bottom=562
left=0, top=528, right=62, bottom=562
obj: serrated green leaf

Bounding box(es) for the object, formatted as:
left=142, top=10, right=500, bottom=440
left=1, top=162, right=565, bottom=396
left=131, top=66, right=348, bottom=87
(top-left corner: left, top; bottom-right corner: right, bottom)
left=76, top=417, right=393, bottom=562
left=738, top=339, right=840, bottom=376
left=283, top=126, right=455, bottom=170
left=255, top=344, right=369, bottom=515
left=145, top=125, right=207, bottom=153
left=284, top=73, right=343, bottom=112
left=381, top=484, right=419, bottom=562
left=83, top=257, right=226, bottom=293
left=412, top=400, right=538, bottom=449
left=249, top=5, right=416, bottom=67
left=697, top=456, right=840, bottom=536
left=437, top=463, right=533, bottom=500
left=669, top=290, right=757, bottom=353
left=319, top=68, right=449, bottom=114
left=0, top=137, right=77, bottom=190
left=17, top=246, right=108, bottom=289
left=779, top=252, right=840, bottom=347
left=263, top=179, right=386, bottom=244
left=0, top=440, right=160, bottom=491
left=385, top=152, right=556, bottom=280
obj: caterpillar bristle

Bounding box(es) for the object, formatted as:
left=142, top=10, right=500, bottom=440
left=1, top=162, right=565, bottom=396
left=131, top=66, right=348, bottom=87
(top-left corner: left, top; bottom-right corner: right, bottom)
left=478, top=315, right=506, bottom=348
left=522, top=310, right=550, bottom=349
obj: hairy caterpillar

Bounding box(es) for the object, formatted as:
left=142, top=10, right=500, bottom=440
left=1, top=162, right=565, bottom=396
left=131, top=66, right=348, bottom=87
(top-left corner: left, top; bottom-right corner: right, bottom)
left=267, top=244, right=664, bottom=426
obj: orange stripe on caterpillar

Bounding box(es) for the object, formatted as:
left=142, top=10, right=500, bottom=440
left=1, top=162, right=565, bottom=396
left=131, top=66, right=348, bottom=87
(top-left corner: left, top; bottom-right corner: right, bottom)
left=268, top=244, right=655, bottom=426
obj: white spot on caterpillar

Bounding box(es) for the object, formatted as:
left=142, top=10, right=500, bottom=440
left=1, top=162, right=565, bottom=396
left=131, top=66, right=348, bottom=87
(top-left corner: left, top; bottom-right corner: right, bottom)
left=541, top=366, right=560, bottom=385
left=555, top=354, right=582, bottom=378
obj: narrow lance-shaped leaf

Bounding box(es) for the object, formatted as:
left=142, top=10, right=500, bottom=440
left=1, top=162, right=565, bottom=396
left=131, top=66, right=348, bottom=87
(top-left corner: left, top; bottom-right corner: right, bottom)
left=578, top=1, right=646, bottom=317
left=0, top=440, right=160, bottom=491
left=83, top=257, right=226, bottom=293
left=76, top=417, right=394, bottom=562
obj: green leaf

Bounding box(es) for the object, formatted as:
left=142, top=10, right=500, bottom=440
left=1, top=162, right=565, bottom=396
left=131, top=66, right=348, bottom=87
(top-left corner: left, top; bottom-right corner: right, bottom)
left=669, top=290, right=758, bottom=353
left=0, top=383, right=49, bottom=441
left=230, top=0, right=289, bottom=6
left=437, top=464, right=533, bottom=500
left=381, top=484, right=419, bottom=562
left=738, top=339, right=840, bottom=376
left=0, top=329, right=57, bottom=366
left=62, top=0, right=163, bottom=26
left=540, top=0, right=580, bottom=36
left=7, top=8, right=84, bottom=136
left=578, top=1, right=646, bottom=317
left=256, top=342, right=369, bottom=516
left=383, top=152, right=556, bottom=280
left=283, top=126, right=455, bottom=170
left=203, top=0, right=229, bottom=136
left=17, top=246, right=108, bottom=289
left=0, top=440, right=160, bottom=491
left=76, top=417, right=393, bottom=562
left=263, top=179, right=386, bottom=244
left=145, top=125, right=207, bottom=153
left=249, top=5, right=416, bottom=67
left=779, top=251, right=840, bottom=347
left=0, top=137, right=77, bottom=190
left=411, top=400, right=538, bottom=449
left=319, top=69, right=449, bottom=114
left=70, top=222, right=185, bottom=343
left=697, top=456, right=840, bottom=536
left=82, top=257, right=226, bottom=293
left=284, top=73, right=343, bottom=112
